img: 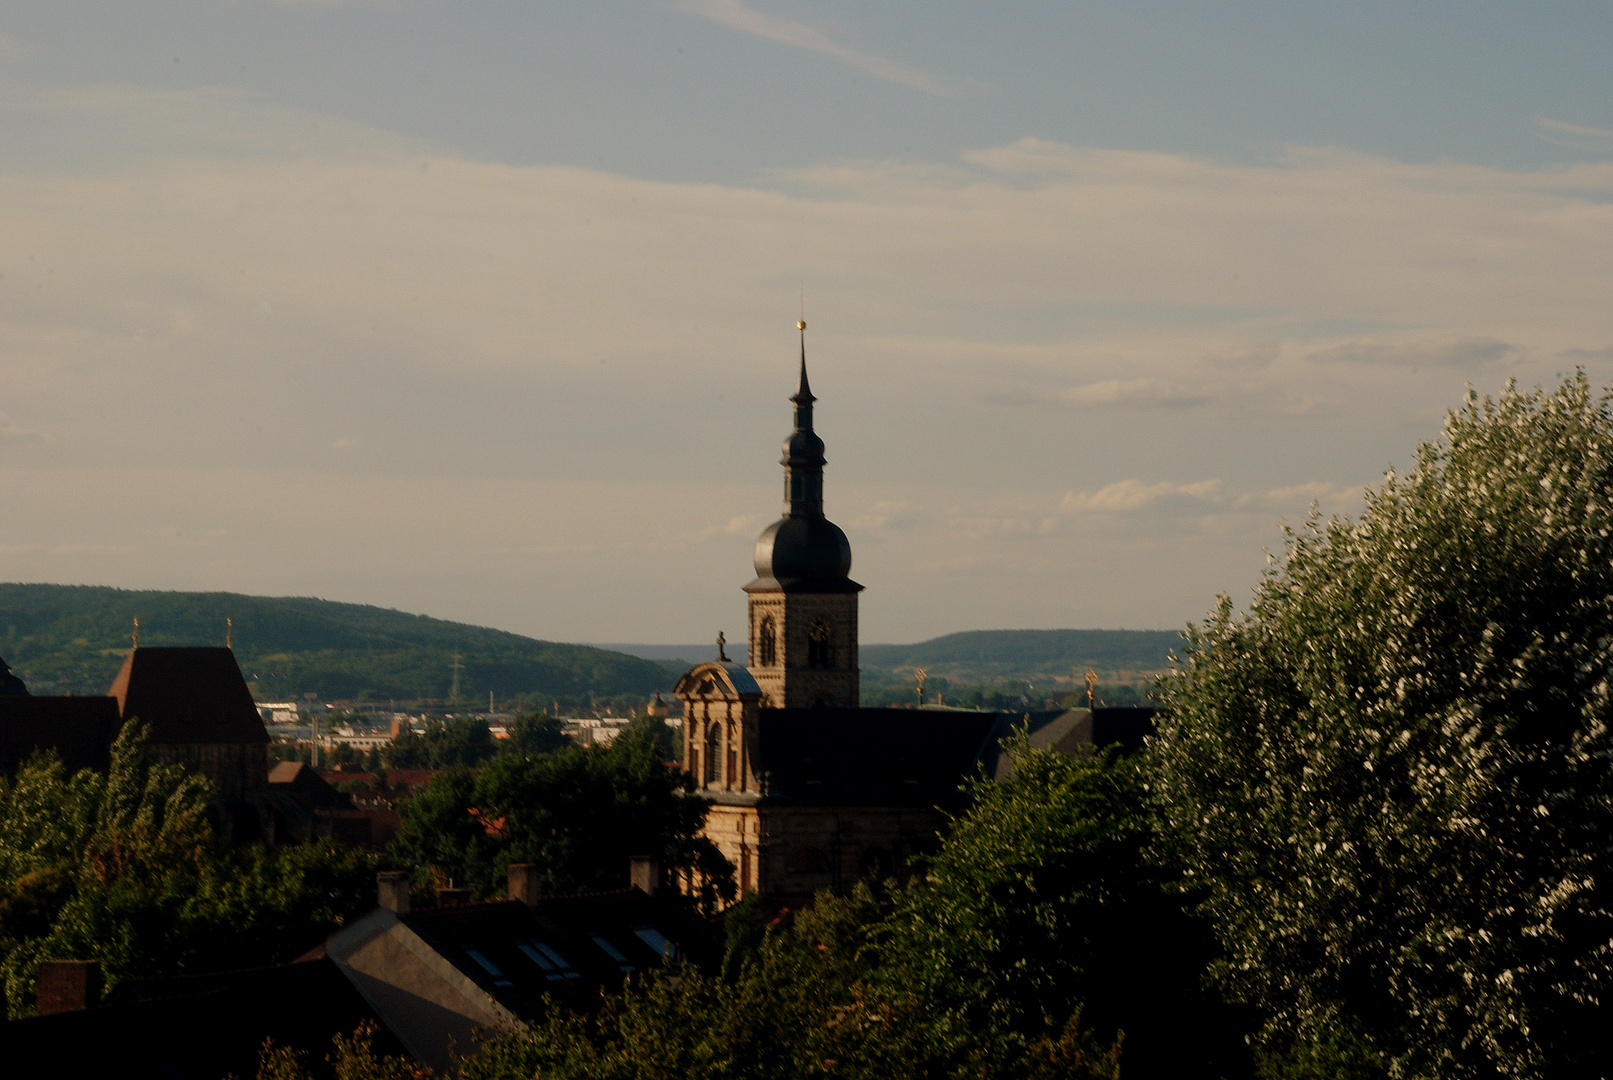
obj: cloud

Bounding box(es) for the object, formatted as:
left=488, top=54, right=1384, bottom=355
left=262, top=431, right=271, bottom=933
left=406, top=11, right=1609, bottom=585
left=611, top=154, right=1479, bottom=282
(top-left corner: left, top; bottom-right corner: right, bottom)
left=701, top=514, right=762, bottom=538
left=994, top=379, right=1212, bottom=409
left=1306, top=336, right=1523, bottom=369
left=1539, top=118, right=1613, bottom=141
left=1062, top=479, right=1223, bottom=513
left=6, top=93, right=1613, bottom=638
left=1557, top=344, right=1613, bottom=362
left=1234, top=482, right=1364, bottom=511
left=851, top=501, right=924, bottom=533
left=676, top=0, right=963, bottom=97
left=0, top=412, right=37, bottom=443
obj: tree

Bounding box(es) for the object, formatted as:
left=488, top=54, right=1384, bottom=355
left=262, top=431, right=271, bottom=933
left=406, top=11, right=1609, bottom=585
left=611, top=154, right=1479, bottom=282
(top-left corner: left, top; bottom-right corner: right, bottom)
left=390, top=724, right=733, bottom=912
left=876, top=739, right=1242, bottom=1079
left=388, top=717, right=498, bottom=769
left=1151, top=375, right=1613, bottom=1077
left=455, top=743, right=1170, bottom=1080
left=0, top=724, right=381, bottom=1017
left=502, top=711, right=568, bottom=757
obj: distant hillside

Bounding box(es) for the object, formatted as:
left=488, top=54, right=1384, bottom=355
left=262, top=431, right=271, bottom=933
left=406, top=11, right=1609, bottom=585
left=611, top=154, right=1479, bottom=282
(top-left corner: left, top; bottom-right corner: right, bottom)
left=0, top=584, right=670, bottom=704
left=607, top=629, right=1182, bottom=685
left=860, top=629, right=1181, bottom=680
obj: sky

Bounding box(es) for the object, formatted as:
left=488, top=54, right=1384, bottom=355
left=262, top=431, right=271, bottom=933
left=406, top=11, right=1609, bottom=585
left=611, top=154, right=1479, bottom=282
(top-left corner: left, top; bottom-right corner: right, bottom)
left=1, top=2, right=1611, bottom=645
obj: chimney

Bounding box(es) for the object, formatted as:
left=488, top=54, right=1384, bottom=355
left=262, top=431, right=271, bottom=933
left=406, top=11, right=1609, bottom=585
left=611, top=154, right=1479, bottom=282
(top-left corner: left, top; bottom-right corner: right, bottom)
left=37, top=960, right=101, bottom=1015
left=437, top=887, right=472, bottom=906
left=507, top=862, right=542, bottom=905
left=377, top=871, right=411, bottom=914
left=629, top=856, right=660, bottom=897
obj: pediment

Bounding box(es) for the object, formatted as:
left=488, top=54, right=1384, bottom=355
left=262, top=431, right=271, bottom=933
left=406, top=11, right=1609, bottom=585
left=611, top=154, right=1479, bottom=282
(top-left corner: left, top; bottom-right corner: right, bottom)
left=674, top=661, right=762, bottom=703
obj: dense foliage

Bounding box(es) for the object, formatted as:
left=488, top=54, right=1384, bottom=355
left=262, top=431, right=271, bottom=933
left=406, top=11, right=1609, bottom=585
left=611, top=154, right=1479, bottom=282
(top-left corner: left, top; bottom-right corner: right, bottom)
left=1151, top=376, right=1613, bottom=1077
left=265, top=742, right=1188, bottom=1080
left=388, top=716, right=502, bottom=768
left=0, top=724, right=381, bottom=1017
left=389, top=723, right=732, bottom=913
left=0, top=584, right=669, bottom=702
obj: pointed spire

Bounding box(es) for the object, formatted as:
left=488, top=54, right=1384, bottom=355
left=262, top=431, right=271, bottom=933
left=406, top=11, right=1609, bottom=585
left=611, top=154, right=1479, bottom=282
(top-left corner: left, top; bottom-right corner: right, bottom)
left=792, top=319, right=815, bottom=408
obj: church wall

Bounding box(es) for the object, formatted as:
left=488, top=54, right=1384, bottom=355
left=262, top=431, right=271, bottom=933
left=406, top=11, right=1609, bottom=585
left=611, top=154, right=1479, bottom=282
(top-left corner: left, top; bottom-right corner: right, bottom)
left=703, top=802, right=946, bottom=902
left=682, top=692, right=757, bottom=794
left=747, top=592, right=859, bottom=709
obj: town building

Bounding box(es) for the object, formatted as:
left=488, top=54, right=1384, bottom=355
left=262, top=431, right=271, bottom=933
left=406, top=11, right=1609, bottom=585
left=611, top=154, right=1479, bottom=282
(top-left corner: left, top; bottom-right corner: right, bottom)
left=0, top=647, right=278, bottom=841
left=0, top=863, right=714, bottom=1077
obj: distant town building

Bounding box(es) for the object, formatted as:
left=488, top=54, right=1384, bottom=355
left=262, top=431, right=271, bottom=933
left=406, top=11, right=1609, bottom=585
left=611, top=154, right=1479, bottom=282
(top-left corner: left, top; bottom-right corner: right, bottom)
left=255, top=700, right=305, bottom=724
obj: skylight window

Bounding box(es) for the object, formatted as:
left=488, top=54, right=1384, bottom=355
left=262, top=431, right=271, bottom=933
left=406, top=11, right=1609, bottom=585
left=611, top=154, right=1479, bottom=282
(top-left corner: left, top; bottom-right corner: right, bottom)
left=463, top=947, right=513, bottom=987
left=590, top=933, right=635, bottom=972
left=517, top=939, right=581, bottom=982
left=632, top=925, right=678, bottom=960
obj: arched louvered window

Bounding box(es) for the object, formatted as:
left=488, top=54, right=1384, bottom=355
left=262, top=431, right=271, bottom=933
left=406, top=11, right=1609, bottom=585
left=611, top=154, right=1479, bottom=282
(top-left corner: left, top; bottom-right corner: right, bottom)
left=758, top=615, right=777, bottom=667
left=807, top=619, right=834, bottom=669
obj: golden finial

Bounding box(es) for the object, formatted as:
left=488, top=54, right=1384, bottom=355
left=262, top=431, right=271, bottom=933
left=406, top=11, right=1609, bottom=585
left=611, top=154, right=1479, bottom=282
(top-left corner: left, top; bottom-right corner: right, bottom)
left=915, top=666, right=927, bottom=707
left=226, top=615, right=233, bottom=650
left=1085, top=668, right=1098, bottom=709
left=132, top=617, right=140, bottom=649
left=797, top=319, right=806, bottom=331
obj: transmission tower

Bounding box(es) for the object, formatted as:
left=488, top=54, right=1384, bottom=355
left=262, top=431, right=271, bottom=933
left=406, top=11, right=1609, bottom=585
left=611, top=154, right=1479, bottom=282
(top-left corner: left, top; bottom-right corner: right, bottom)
left=449, top=652, right=463, bottom=705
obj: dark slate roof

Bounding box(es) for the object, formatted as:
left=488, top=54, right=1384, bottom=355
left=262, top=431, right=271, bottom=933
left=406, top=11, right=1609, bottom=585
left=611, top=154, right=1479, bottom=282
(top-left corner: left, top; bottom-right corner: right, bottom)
left=402, top=890, right=722, bottom=1020
left=0, top=957, right=395, bottom=1080
left=974, top=707, right=1158, bottom=782
left=0, top=696, right=123, bottom=775
left=749, top=707, right=1001, bottom=807
left=0, top=656, right=26, bottom=695
left=108, top=647, right=269, bottom=745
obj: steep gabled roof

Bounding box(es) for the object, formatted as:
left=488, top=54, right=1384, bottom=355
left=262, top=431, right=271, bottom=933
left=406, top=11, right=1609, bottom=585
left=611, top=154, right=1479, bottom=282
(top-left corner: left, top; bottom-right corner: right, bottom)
left=399, top=890, right=722, bottom=1021
left=0, top=696, right=123, bottom=775
left=108, top=647, right=268, bottom=745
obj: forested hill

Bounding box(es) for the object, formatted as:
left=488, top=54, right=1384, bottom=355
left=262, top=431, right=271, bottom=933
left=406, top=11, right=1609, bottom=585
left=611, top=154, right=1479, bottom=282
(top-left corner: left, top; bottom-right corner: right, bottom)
left=610, top=628, right=1185, bottom=683
left=860, top=628, right=1182, bottom=680
left=0, top=584, right=669, bottom=704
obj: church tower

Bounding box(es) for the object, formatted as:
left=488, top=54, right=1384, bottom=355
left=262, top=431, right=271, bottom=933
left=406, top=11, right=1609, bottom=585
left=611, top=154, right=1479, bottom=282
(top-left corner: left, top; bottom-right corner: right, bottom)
left=744, top=322, right=862, bottom=708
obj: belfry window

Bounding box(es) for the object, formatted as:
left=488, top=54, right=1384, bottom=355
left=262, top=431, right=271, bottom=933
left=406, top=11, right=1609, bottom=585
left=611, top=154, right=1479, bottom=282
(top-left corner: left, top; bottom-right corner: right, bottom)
left=807, top=619, right=834, bottom=669
left=704, top=723, right=722, bottom=786
left=758, top=615, right=777, bottom=667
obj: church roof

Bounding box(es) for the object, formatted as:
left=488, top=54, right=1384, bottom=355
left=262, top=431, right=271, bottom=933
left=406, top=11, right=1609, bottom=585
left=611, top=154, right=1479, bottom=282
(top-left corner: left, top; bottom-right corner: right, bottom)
left=0, top=656, right=27, bottom=696
left=0, top=696, right=123, bottom=775
left=674, top=661, right=762, bottom=701
left=746, top=336, right=862, bottom=595
left=746, top=708, right=1002, bottom=807
left=109, top=647, right=269, bottom=745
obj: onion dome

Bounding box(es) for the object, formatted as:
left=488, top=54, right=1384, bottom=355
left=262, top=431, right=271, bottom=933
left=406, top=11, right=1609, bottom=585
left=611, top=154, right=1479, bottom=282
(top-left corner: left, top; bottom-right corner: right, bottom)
left=745, top=324, right=862, bottom=595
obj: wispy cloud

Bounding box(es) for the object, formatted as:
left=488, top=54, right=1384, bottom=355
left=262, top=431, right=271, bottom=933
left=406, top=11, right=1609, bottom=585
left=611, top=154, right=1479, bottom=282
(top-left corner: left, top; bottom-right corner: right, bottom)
left=1062, top=479, right=1223, bottom=513
left=1558, top=344, right=1613, bottom=362
left=676, top=0, right=962, bottom=97
left=992, top=378, right=1212, bottom=409
left=1306, top=336, right=1523, bottom=369
left=1539, top=118, right=1613, bottom=140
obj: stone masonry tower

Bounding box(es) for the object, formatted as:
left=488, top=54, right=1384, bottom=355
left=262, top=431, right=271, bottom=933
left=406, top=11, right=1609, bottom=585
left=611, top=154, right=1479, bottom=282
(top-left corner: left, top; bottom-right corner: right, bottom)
left=744, top=322, right=862, bottom=708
